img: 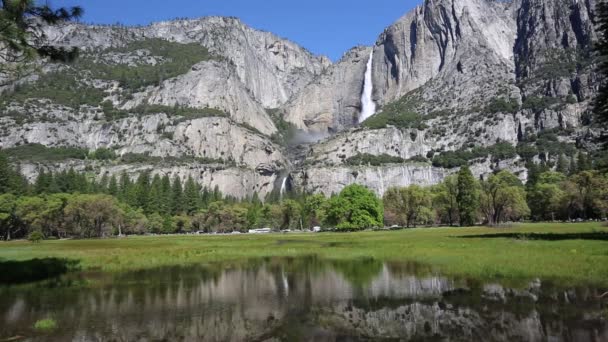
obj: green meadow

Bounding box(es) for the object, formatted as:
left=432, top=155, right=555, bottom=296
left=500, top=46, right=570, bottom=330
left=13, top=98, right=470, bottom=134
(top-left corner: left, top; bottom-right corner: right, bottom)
left=1, top=222, right=607, bottom=286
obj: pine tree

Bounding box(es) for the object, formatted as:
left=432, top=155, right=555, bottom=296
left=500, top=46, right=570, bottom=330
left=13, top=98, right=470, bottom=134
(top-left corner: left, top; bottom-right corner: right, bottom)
left=108, top=175, right=118, bottom=197
left=556, top=154, right=569, bottom=174
left=134, top=172, right=151, bottom=210
left=0, top=152, right=12, bottom=193
left=0, top=1, right=83, bottom=82
left=569, top=155, right=578, bottom=175
left=119, top=171, right=136, bottom=206
left=74, top=173, right=89, bottom=193
left=98, top=173, right=109, bottom=193
left=212, top=185, right=222, bottom=202
left=577, top=152, right=592, bottom=172
left=201, top=187, right=211, bottom=208
left=160, top=174, right=172, bottom=215
left=66, top=168, right=77, bottom=192
left=147, top=175, right=163, bottom=214
left=183, top=176, right=200, bottom=215
left=171, top=176, right=184, bottom=214
left=34, top=170, right=52, bottom=194
left=456, top=166, right=478, bottom=227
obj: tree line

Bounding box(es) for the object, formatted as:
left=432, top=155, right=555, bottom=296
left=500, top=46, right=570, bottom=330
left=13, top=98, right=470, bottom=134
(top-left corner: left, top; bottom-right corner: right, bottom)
left=0, top=150, right=607, bottom=240
left=384, top=166, right=607, bottom=228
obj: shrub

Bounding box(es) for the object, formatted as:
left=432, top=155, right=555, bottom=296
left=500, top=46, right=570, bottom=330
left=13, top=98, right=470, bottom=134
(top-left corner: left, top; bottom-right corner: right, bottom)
left=90, top=147, right=116, bottom=160
left=432, top=142, right=516, bottom=168
left=485, top=97, right=519, bottom=114
left=4, top=144, right=88, bottom=162
left=522, top=96, right=559, bottom=113
left=34, top=318, right=57, bottom=331
left=76, top=39, right=215, bottom=91
left=28, top=231, right=44, bottom=243
left=345, top=153, right=405, bottom=166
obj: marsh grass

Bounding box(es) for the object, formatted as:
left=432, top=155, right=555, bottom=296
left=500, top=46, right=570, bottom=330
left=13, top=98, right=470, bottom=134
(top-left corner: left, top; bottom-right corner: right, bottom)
left=33, top=318, right=57, bottom=332
left=1, top=223, right=607, bottom=287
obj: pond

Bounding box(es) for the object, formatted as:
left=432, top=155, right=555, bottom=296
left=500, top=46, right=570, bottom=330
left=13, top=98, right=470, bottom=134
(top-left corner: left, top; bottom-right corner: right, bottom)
left=0, top=256, right=606, bottom=341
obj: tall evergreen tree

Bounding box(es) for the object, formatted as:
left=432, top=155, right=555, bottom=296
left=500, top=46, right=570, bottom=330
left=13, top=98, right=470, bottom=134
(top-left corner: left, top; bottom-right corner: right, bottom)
left=171, top=176, right=184, bottom=214
left=107, top=175, right=118, bottom=197
left=577, top=152, right=592, bottom=172
left=456, top=166, right=478, bottom=227
left=34, top=169, right=52, bottom=194
left=0, top=152, right=12, bottom=193
left=212, top=185, right=222, bottom=202
left=160, top=174, right=172, bottom=215
left=134, top=172, right=151, bottom=210
left=147, top=174, right=163, bottom=214
left=65, top=168, right=77, bottom=192
left=183, top=176, right=200, bottom=215
left=556, top=154, right=570, bottom=174
left=98, top=173, right=109, bottom=193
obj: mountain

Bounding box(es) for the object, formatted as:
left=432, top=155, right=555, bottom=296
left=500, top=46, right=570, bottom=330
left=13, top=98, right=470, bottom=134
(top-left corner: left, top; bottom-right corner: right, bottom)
left=0, top=0, right=603, bottom=199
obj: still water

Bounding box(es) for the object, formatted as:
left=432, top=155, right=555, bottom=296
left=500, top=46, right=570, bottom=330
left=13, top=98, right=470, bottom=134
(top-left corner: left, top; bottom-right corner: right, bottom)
left=0, top=256, right=606, bottom=341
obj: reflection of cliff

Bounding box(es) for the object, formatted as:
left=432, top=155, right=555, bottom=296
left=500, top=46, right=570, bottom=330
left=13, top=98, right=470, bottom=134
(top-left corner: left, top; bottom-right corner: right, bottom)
left=0, top=258, right=606, bottom=341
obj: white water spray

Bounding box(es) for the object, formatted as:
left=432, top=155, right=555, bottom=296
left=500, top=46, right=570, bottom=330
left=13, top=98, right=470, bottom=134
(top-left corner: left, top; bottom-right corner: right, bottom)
left=359, top=51, right=376, bottom=123
left=279, top=176, right=288, bottom=200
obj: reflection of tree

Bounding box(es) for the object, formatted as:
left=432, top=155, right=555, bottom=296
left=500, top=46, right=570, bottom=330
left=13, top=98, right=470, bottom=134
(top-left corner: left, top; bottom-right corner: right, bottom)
left=385, top=261, right=434, bottom=278
left=331, top=258, right=383, bottom=288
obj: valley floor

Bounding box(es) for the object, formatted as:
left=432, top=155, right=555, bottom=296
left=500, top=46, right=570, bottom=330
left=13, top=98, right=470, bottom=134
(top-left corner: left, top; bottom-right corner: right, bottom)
left=1, top=222, right=607, bottom=286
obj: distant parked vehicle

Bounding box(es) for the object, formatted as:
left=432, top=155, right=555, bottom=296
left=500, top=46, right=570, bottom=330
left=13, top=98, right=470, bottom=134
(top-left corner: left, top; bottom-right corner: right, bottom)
left=248, top=228, right=271, bottom=234
left=312, top=226, right=322, bottom=232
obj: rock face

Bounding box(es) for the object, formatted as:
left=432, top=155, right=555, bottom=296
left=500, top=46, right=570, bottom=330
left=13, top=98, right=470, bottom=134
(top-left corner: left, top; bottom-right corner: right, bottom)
left=45, top=17, right=331, bottom=109
left=293, top=165, right=449, bottom=197
left=0, top=0, right=603, bottom=198
left=282, top=46, right=371, bottom=132
left=373, top=0, right=518, bottom=109
left=122, top=60, right=278, bottom=136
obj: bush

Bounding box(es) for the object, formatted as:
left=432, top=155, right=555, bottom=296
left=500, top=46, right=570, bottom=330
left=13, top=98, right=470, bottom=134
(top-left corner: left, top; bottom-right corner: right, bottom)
left=345, top=153, right=405, bottom=166
left=34, top=318, right=57, bottom=332
left=522, top=96, right=559, bottom=113
left=362, top=111, right=423, bottom=130
left=1, top=71, right=106, bottom=108
left=485, top=97, right=519, bottom=114
left=361, top=94, right=425, bottom=130
left=90, top=147, right=116, bottom=160
left=432, top=142, right=516, bottom=168
left=28, top=231, right=44, bottom=243
left=4, top=144, right=88, bottom=162
left=76, top=39, right=215, bottom=91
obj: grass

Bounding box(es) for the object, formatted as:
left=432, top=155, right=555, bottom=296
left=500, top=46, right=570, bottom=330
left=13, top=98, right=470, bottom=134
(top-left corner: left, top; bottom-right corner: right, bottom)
left=0, top=223, right=607, bottom=287
left=33, top=318, right=57, bottom=332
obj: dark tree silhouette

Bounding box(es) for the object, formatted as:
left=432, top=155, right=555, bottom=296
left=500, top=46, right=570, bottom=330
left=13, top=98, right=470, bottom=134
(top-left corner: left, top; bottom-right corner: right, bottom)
left=0, top=0, right=83, bottom=82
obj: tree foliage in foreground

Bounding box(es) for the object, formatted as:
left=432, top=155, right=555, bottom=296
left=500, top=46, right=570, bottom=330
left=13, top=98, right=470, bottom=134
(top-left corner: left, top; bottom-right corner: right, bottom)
left=0, top=0, right=83, bottom=82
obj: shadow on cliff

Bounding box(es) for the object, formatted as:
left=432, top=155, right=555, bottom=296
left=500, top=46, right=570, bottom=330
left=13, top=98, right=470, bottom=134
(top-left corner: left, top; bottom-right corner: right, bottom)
left=0, top=258, right=80, bottom=285
left=460, top=232, right=608, bottom=242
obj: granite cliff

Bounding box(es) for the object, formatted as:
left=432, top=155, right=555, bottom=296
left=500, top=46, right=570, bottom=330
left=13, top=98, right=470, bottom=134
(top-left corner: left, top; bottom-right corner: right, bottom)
left=0, top=0, right=603, bottom=198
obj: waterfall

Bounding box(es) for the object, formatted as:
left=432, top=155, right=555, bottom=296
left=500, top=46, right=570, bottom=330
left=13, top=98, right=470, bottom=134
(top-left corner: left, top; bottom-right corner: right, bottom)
left=359, top=50, right=376, bottom=123
left=279, top=176, right=288, bottom=200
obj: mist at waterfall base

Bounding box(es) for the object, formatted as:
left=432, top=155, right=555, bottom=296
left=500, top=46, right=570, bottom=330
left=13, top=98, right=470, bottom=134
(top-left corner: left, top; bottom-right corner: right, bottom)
left=289, top=129, right=329, bottom=144
left=359, top=51, right=376, bottom=123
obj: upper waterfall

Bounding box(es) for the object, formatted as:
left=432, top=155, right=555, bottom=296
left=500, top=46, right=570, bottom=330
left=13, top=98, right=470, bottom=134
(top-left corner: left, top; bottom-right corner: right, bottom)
left=280, top=176, right=288, bottom=200
left=358, top=50, right=376, bottom=123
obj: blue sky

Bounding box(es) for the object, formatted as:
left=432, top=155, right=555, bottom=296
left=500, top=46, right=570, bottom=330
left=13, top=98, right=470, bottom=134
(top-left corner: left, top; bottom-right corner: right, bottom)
left=48, top=0, right=419, bottom=61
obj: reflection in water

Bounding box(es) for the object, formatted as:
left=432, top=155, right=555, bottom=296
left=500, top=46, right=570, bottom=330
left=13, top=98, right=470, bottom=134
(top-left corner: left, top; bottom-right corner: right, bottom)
left=0, top=256, right=606, bottom=341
